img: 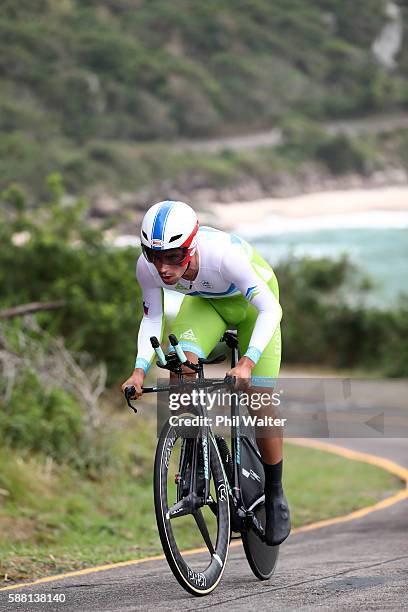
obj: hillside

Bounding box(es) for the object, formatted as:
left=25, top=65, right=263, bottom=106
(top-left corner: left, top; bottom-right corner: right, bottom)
left=1, top=0, right=407, bottom=199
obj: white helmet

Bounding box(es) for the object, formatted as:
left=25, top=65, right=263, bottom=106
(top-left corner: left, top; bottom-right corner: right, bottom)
left=141, top=200, right=199, bottom=266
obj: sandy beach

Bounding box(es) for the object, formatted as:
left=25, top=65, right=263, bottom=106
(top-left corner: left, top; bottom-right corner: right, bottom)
left=113, top=184, right=408, bottom=245
left=209, top=185, right=408, bottom=229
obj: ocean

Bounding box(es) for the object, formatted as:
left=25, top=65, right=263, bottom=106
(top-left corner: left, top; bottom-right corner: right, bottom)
left=236, top=211, right=408, bottom=308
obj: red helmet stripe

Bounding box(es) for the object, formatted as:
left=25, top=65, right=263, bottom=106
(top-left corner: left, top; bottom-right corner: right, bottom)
left=180, top=221, right=199, bottom=248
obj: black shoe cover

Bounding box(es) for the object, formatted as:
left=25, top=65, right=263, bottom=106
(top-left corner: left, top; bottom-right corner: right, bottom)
left=264, top=486, right=291, bottom=546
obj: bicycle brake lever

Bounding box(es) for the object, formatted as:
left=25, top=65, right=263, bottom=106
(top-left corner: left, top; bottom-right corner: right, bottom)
left=124, top=385, right=138, bottom=413
left=223, top=375, right=236, bottom=387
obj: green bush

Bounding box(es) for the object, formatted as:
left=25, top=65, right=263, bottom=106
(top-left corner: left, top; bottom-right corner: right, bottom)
left=0, top=317, right=126, bottom=476
left=276, top=255, right=408, bottom=375
left=379, top=296, right=408, bottom=377
left=0, top=368, right=82, bottom=461
left=278, top=117, right=328, bottom=161
left=315, top=134, right=373, bottom=175
left=0, top=175, right=142, bottom=384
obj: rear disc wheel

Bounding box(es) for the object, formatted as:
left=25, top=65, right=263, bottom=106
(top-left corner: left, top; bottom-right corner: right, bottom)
left=242, top=502, right=279, bottom=580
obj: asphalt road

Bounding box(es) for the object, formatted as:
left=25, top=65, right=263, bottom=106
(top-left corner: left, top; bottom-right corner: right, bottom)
left=1, top=437, right=407, bottom=612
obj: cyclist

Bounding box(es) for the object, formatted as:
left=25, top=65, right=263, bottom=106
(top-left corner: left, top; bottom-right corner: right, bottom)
left=121, top=200, right=291, bottom=546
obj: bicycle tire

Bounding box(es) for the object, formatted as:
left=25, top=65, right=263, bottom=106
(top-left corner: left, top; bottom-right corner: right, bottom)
left=154, top=417, right=230, bottom=596
left=241, top=502, right=279, bottom=580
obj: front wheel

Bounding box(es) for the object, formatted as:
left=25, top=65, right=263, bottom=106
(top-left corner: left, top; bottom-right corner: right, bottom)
left=154, top=417, right=231, bottom=596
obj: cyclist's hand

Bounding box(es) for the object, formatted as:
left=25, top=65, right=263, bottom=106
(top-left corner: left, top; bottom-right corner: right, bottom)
left=226, top=356, right=255, bottom=390
left=121, top=368, right=145, bottom=400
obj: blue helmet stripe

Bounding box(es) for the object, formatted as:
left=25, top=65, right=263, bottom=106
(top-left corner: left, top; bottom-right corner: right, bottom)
left=150, top=207, right=161, bottom=243
left=151, top=201, right=174, bottom=247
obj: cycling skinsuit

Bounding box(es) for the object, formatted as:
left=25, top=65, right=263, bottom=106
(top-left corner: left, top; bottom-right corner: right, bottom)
left=135, top=226, right=282, bottom=386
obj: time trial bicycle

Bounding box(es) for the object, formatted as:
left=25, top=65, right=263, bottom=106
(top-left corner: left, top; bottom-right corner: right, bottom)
left=124, top=330, right=279, bottom=596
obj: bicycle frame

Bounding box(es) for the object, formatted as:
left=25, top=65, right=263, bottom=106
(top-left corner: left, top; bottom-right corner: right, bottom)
left=125, top=331, right=266, bottom=539
left=221, top=332, right=265, bottom=536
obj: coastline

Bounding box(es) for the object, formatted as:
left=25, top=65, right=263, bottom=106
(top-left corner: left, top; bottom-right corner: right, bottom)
left=208, top=185, right=408, bottom=230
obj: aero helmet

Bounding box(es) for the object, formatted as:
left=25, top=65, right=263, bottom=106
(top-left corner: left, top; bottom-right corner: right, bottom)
left=140, top=200, right=199, bottom=266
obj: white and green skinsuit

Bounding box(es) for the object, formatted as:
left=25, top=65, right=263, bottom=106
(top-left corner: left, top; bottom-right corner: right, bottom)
left=135, top=226, right=282, bottom=386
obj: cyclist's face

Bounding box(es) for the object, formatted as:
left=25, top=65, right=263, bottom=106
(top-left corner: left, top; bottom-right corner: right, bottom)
left=154, top=258, right=188, bottom=284
left=143, top=247, right=188, bottom=284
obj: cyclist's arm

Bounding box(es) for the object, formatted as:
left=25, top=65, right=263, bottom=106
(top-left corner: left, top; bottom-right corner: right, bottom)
left=220, top=246, right=282, bottom=365
left=134, top=256, right=164, bottom=374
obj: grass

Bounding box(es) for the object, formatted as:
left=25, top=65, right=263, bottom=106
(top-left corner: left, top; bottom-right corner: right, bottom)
left=0, top=411, right=402, bottom=585
left=284, top=442, right=400, bottom=527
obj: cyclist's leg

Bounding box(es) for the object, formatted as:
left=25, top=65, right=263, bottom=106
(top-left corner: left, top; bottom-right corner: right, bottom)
left=237, top=317, right=282, bottom=461
left=168, top=295, right=228, bottom=380
left=236, top=291, right=290, bottom=546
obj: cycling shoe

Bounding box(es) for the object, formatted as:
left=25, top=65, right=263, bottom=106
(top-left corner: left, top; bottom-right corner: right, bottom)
left=264, top=485, right=291, bottom=546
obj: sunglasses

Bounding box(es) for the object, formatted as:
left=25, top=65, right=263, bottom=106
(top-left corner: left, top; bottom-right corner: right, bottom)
left=142, top=245, right=187, bottom=266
